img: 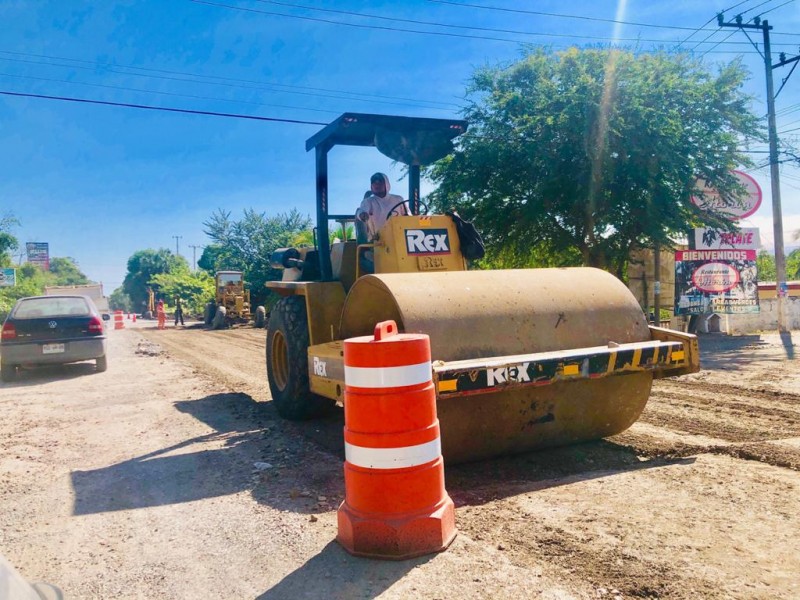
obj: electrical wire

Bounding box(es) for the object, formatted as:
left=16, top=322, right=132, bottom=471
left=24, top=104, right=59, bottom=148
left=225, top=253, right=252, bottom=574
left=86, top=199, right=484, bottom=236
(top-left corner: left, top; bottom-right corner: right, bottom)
left=0, top=51, right=460, bottom=111
left=0, top=90, right=327, bottom=125
left=0, top=72, right=343, bottom=115
left=188, top=0, right=798, bottom=50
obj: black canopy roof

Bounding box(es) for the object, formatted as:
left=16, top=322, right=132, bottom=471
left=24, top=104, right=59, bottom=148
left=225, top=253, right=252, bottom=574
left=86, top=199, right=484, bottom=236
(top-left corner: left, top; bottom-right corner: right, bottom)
left=305, top=113, right=467, bottom=166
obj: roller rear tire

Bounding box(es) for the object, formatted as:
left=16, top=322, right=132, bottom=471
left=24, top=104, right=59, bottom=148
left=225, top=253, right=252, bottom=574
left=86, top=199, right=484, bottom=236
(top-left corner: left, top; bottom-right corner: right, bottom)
left=266, top=296, right=334, bottom=420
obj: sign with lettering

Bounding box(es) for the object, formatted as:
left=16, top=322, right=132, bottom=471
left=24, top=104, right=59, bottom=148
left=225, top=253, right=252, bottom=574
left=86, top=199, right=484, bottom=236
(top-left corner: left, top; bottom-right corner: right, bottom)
left=694, top=227, right=760, bottom=251
left=691, top=170, right=762, bottom=221
left=26, top=242, right=50, bottom=271
left=674, top=249, right=759, bottom=315
left=0, top=268, right=16, bottom=287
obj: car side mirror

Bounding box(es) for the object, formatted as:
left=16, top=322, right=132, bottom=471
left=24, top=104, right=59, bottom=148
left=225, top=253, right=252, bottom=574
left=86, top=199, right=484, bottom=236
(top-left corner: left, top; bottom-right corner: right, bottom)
left=102, top=313, right=111, bottom=321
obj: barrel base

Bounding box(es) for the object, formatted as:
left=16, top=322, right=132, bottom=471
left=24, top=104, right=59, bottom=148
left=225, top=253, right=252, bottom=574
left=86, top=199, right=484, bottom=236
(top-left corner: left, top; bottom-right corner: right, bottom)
left=337, top=497, right=457, bottom=560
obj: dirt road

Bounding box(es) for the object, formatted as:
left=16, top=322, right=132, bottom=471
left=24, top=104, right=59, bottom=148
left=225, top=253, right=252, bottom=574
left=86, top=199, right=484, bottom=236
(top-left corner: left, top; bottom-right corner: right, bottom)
left=1, top=321, right=799, bottom=599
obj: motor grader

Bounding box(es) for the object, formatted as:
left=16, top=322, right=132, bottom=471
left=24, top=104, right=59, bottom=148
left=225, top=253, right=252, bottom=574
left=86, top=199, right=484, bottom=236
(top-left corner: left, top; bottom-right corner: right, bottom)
left=265, top=112, right=699, bottom=465
left=205, top=271, right=263, bottom=329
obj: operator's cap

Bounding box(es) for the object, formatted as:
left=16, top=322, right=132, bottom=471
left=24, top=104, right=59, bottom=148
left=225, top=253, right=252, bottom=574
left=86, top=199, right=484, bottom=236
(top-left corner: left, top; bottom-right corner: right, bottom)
left=370, top=172, right=387, bottom=184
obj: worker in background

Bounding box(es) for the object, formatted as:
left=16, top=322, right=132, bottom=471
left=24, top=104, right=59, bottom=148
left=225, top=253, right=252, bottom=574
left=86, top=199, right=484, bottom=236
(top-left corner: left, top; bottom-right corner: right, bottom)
left=156, top=299, right=166, bottom=330
left=356, top=172, right=407, bottom=243
left=174, top=296, right=185, bottom=327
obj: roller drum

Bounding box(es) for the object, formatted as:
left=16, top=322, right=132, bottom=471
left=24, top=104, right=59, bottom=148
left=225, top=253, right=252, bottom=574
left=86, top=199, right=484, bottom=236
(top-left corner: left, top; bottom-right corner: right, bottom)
left=341, top=268, right=654, bottom=463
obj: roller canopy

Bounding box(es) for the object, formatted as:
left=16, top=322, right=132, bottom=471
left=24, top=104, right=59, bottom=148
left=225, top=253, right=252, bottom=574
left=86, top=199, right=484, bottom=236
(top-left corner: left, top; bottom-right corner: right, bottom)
left=305, top=113, right=468, bottom=165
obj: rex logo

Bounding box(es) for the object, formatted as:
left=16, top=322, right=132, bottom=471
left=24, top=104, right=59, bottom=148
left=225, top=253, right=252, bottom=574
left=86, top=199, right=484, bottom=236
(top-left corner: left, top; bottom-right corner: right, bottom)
left=405, top=229, right=451, bottom=255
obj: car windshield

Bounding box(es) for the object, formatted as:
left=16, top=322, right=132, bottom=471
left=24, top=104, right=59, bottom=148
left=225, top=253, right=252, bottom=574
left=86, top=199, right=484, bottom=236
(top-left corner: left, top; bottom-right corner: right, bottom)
left=14, top=297, right=90, bottom=319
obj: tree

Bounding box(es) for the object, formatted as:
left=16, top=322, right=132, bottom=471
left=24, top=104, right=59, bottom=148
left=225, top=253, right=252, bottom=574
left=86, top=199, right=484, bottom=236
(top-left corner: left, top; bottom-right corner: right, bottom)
left=0, top=214, right=19, bottom=268
left=757, top=250, right=776, bottom=282
left=787, top=248, right=800, bottom=280
left=122, top=249, right=187, bottom=311
left=427, top=48, right=764, bottom=277
left=48, top=257, right=91, bottom=286
left=149, top=269, right=215, bottom=315
left=109, top=287, right=133, bottom=312
left=202, top=208, right=312, bottom=307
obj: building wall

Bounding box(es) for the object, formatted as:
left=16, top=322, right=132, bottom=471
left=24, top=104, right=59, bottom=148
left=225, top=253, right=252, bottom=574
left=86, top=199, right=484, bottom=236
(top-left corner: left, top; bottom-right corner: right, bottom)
left=628, top=248, right=681, bottom=316
left=723, top=297, right=800, bottom=333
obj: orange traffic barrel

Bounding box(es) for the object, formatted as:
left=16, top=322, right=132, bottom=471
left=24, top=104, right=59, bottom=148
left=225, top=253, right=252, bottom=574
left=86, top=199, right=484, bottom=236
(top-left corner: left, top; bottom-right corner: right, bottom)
left=113, top=310, right=124, bottom=330
left=337, top=320, right=456, bottom=559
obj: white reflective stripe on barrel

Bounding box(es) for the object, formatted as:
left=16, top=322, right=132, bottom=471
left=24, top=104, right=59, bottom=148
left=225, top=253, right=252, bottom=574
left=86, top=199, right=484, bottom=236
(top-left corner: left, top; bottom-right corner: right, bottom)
left=345, top=438, right=441, bottom=469
left=344, top=361, right=432, bottom=388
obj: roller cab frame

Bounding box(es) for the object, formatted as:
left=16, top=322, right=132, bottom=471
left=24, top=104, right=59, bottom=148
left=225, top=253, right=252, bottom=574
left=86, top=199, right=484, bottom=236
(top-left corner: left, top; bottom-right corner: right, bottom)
left=265, top=112, right=699, bottom=464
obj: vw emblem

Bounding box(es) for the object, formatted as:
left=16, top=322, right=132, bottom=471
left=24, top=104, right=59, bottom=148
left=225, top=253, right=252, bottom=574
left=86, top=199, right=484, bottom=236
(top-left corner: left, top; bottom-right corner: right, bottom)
left=48, top=321, right=57, bottom=329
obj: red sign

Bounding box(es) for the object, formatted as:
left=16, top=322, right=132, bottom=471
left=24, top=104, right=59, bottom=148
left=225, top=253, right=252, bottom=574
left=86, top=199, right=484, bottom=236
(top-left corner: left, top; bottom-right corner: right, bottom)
left=691, top=170, right=762, bottom=221
left=691, top=262, right=740, bottom=293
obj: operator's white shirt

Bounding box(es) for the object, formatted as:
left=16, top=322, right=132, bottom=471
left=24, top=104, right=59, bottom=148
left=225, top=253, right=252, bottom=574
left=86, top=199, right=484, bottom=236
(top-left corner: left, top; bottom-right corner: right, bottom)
left=358, top=193, right=407, bottom=240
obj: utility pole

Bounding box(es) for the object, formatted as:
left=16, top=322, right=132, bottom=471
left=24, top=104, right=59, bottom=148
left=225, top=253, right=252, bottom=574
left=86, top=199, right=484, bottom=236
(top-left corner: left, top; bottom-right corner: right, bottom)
left=718, top=13, right=797, bottom=332
left=172, top=235, right=183, bottom=258
left=188, top=244, right=204, bottom=271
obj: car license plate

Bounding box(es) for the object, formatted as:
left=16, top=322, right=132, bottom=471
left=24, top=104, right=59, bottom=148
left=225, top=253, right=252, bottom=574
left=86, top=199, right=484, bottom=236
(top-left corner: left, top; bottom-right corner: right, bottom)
left=42, top=343, right=65, bottom=354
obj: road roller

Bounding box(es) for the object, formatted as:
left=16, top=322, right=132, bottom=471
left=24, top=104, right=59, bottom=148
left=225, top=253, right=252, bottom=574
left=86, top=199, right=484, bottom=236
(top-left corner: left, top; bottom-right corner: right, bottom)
left=266, top=113, right=699, bottom=464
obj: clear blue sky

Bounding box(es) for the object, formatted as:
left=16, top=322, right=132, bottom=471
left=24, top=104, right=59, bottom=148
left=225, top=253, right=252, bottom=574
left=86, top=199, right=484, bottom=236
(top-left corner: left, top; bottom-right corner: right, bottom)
left=2, top=0, right=800, bottom=292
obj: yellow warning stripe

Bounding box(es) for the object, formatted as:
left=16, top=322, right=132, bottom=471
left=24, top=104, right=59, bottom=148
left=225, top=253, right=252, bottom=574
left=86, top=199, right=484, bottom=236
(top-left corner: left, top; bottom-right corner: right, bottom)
left=607, top=351, right=617, bottom=374
left=438, top=379, right=458, bottom=392
left=563, top=363, right=580, bottom=376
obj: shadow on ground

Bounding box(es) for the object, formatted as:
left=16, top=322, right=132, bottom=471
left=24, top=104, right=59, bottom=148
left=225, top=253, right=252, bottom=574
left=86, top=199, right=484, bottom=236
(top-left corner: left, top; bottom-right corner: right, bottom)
left=71, top=390, right=694, bottom=517
left=256, top=541, right=430, bottom=600
left=0, top=361, right=100, bottom=388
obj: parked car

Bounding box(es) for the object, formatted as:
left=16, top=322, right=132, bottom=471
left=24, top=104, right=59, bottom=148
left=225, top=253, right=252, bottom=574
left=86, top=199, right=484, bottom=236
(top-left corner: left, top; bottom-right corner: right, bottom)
left=0, top=295, right=110, bottom=382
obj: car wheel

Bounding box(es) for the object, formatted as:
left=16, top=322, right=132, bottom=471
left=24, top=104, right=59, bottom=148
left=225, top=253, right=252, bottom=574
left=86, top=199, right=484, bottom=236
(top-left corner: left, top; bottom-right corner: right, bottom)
left=254, top=305, right=266, bottom=328
left=96, top=355, right=108, bottom=373
left=0, top=362, right=16, bottom=382
left=266, top=296, right=334, bottom=420
left=211, top=305, right=227, bottom=329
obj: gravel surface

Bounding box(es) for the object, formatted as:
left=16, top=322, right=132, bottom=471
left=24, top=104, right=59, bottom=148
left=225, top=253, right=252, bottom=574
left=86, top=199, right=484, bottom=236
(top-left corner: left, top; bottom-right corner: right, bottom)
left=1, top=321, right=798, bottom=599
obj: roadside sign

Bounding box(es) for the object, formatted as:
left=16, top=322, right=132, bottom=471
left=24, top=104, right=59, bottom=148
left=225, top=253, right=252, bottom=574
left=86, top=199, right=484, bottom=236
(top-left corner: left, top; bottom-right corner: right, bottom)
left=675, top=249, right=759, bottom=315
left=26, top=241, right=50, bottom=270
left=694, top=227, right=760, bottom=251
left=691, top=170, right=762, bottom=221
left=0, top=268, right=15, bottom=287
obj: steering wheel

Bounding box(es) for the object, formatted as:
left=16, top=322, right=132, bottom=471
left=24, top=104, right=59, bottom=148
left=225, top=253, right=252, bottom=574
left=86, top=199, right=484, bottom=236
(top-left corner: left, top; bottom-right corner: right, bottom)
left=385, top=200, right=429, bottom=221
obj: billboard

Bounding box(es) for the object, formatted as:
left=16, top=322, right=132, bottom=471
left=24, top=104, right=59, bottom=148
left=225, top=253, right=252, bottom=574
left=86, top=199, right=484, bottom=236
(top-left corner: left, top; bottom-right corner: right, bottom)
left=694, top=227, right=760, bottom=251
left=0, top=268, right=16, bottom=287
left=26, top=242, right=49, bottom=271
left=675, top=249, right=759, bottom=315
left=690, top=170, right=762, bottom=221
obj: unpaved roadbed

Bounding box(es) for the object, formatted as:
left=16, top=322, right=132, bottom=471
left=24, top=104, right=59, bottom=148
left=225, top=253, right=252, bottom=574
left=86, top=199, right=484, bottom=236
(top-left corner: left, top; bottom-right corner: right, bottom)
left=1, top=323, right=798, bottom=599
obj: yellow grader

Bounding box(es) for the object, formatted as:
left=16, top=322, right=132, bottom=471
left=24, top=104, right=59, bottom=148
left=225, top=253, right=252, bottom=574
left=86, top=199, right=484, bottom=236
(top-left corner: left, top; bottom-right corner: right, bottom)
left=266, top=113, right=699, bottom=464
left=205, top=271, right=257, bottom=329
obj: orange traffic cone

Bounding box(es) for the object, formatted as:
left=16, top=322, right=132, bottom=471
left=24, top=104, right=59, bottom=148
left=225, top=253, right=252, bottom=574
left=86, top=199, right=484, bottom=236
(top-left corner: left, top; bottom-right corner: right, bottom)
left=337, top=320, right=456, bottom=560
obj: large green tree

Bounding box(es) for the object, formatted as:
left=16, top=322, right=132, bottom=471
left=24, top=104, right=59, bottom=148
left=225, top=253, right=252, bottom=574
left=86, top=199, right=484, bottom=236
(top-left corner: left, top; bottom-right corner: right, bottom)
left=202, top=208, right=312, bottom=307
left=122, top=249, right=187, bottom=311
left=0, top=214, right=19, bottom=268
left=427, top=48, right=764, bottom=277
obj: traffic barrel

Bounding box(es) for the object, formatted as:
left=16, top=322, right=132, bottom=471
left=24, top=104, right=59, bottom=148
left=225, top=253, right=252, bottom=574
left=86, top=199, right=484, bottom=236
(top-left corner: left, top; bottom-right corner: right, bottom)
left=337, top=320, right=456, bottom=559
left=113, top=310, right=125, bottom=330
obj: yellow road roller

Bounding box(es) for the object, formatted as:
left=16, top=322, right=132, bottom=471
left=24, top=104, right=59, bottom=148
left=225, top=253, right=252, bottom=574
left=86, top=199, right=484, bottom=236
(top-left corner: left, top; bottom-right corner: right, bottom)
left=266, top=113, right=699, bottom=464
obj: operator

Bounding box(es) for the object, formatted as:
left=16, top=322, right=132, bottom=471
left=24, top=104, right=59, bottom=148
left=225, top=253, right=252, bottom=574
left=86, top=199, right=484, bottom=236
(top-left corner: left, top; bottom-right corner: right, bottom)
left=356, top=172, right=407, bottom=243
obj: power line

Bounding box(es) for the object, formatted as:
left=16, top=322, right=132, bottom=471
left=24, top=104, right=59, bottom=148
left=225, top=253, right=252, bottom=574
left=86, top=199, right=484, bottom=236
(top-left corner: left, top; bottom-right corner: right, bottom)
left=0, top=51, right=460, bottom=111
left=0, top=90, right=327, bottom=125
left=0, top=71, right=342, bottom=116
left=189, top=0, right=799, bottom=49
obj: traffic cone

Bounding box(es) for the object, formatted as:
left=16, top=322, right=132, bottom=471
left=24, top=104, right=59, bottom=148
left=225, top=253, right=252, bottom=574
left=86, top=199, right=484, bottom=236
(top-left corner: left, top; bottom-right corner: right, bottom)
left=337, top=320, right=456, bottom=560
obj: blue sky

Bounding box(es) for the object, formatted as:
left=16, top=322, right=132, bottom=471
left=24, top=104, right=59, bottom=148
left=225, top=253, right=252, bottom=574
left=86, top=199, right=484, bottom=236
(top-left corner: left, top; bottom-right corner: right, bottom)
left=2, top=0, right=800, bottom=292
